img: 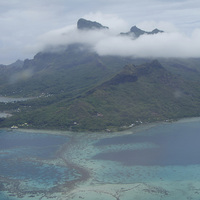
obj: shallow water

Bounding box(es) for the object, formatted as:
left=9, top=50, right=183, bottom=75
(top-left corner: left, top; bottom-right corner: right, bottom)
left=0, top=130, right=80, bottom=199
left=94, top=121, right=200, bottom=166
left=91, top=120, right=200, bottom=186
left=0, top=96, right=32, bottom=103
left=66, top=119, right=200, bottom=199
left=0, top=113, right=12, bottom=118
left=1, top=118, right=200, bottom=200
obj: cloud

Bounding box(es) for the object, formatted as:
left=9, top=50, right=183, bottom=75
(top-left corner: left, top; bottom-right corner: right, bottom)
left=0, top=1, right=200, bottom=64
left=94, top=30, right=200, bottom=58
left=82, top=12, right=130, bottom=33
left=33, top=25, right=110, bottom=53
left=136, top=21, right=178, bottom=33
left=34, top=17, right=200, bottom=58
left=34, top=12, right=130, bottom=52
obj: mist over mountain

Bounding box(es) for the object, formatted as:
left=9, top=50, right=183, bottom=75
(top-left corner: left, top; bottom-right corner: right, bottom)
left=0, top=18, right=200, bottom=131
left=120, top=25, right=164, bottom=38
left=77, top=18, right=109, bottom=30
left=33, top=18, right=200, bottom=59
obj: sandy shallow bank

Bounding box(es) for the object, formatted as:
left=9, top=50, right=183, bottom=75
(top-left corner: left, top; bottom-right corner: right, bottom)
left=58, top=117, right=200, bottom=200
left=2, top=117, right=200, bottom=200
left=61, top=181, right=200, bottom=200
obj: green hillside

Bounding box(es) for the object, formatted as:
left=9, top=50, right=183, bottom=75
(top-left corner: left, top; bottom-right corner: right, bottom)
left=54, top=60, right=200, bottom=131
left=0, top=18, right=200, bottom=131
left=2, top=60, right=200, bottom=131
left=0, top=44, right=127, bottom=97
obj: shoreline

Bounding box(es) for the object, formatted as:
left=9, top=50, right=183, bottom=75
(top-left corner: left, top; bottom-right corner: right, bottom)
left=1, top=116, right=200, bottom=199
left=0, top=126, right=95, bottom=199
left=51, top=116, right=200, bottom=200
left=1, top=116, right=200, bottom=136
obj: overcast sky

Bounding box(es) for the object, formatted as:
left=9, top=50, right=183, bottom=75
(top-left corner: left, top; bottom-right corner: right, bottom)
left=0, top=0, right=200, bottom=64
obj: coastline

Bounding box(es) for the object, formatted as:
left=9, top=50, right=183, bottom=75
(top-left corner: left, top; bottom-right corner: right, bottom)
left=3, top=116, right=200, bottom=135
left=1, top=117, right=200, bottom=199
left=50, top=116, right=200, bottom=200
left=1, top=116, right=200, bottom=137
left=0, top=127, right=72, bottom=136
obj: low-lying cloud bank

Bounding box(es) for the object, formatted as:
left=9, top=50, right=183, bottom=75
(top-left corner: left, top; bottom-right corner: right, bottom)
left=35, top=22, right=200, bottom=58
left=95, top=30, right=200, bottom=58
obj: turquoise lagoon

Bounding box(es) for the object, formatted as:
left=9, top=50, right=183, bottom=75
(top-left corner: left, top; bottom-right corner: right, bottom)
left=0, top=130, right=82, bottom=200
left=1, top=118, right=200, bottom=199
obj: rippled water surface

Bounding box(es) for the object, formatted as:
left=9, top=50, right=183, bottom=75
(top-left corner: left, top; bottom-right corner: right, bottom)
left=94, top=121, right=200, bottom=166
left=0, top=130, right=80, bottom=200
left=1, top=118, right=200, bottom=200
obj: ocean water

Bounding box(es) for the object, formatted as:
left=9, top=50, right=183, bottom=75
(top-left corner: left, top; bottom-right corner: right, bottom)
left=94, top=121, right=200, bottom=166
left=87, top=119, right=200, bottom=199
left=65, top=118, right=200, bottom=199
left=0, top=96, right=32, bottom=103
left=1, top=118, right=200, bottom=200
left=0, top=130, right=80, bottom=200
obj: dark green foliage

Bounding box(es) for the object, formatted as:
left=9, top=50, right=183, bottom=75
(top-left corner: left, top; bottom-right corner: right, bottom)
left=0, top=45, right=200, bottom=132
left=159, top=58, right=200, bottom=81
left=0, top=45, right=123, bottom=97
left=55, top=60, right=200, bottom=131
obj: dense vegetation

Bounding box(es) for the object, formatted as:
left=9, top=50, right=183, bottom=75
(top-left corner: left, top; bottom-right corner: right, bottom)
left=0, top=49, right=200, bottom=132
left=0, top=19, right=200, bottom=131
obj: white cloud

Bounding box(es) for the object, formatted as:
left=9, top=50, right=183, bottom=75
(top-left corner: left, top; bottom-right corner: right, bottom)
left=33, top=17, right=200, bottom=58
left=136, top=21, right=178, bottom=33
left=0, top=0, right=200, bottom=64
left=34, top=25, right=110, bottom=53
left=94, top=30, right=200, bottom=58
left=82, top=12, right=130, bottom=33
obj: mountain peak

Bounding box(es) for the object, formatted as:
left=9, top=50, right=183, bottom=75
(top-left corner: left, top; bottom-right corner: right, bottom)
left=77, top=18, right=109, bottom=30
left=130, top=26, right=146, bottom=37
left=121, top=26, right=164, bottom=38
left=151, top=28, right=164, bottom=34
left=8, top=59, right=24, bottom=68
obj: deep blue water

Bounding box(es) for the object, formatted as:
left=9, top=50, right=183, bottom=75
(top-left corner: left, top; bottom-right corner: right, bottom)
left=0, top=130, right=79, bottom=199
left=94, top=120, right=200, bottom=166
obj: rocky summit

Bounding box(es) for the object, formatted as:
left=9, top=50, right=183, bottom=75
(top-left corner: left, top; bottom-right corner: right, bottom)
left=121, top=25, right=164, bottom=38
left=77, top=18, right=109, bottom=30
left=0, top=19, right=200, bottom=131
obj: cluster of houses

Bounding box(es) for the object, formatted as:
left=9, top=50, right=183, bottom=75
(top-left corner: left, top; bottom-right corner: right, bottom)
left=11, top=123, right=29, bottom=129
